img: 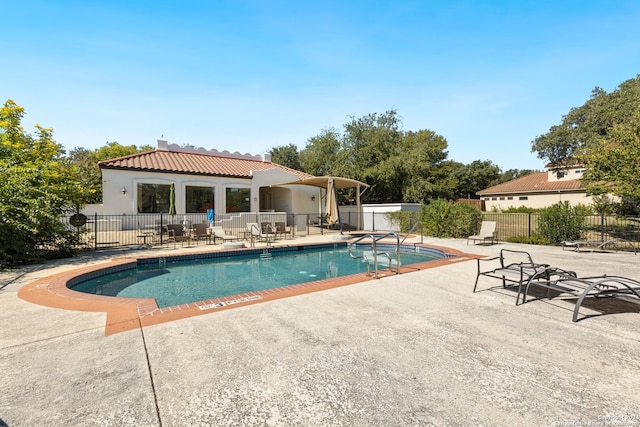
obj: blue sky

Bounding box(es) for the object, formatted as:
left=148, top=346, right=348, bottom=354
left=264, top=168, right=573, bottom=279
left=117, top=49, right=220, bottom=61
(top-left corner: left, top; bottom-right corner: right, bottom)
left=4, top=1, right=640, bottom=170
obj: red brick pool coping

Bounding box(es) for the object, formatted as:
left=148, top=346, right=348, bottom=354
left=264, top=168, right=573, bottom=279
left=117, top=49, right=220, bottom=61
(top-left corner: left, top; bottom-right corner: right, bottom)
left=18, top=243, right=480, bottom=335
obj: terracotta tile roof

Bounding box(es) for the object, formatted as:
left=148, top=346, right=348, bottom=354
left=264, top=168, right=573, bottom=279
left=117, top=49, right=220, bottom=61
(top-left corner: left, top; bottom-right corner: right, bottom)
left=99, top=150, right=313, bottom=180
left=477, top=171, right=585, bottom=196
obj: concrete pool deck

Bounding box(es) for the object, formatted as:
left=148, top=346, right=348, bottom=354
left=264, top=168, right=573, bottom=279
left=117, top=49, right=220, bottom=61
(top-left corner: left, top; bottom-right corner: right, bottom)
left=2, top=234, right=640, bottom=426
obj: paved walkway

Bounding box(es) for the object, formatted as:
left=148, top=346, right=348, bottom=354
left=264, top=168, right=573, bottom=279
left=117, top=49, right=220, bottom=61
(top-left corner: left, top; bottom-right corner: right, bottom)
left=1, top=235, right=640, bottom=426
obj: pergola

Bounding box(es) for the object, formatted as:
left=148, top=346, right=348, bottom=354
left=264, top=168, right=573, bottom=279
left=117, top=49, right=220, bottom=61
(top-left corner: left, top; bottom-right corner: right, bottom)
left=272, top=176, right=369, bottom=230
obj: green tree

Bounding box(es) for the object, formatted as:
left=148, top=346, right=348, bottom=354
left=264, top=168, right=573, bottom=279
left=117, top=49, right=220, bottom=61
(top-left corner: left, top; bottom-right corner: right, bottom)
left=341, top=110, right=404, bottom=201
left=299, top=128, right=343, bottom=176
left=0, top=100, right=84, bottom=266
left=491, top=168, right=536, bottom=186
left=269, top=143, right=302, bottom=170
left=531, top=74, right=640, bottom=166
left=449, top=160, right=501, bottom=199
left=581, top=108, right=640, bottom=199
left=400, top=130, right=455, bottom=203
left=67, top=141, right=153, bottom=204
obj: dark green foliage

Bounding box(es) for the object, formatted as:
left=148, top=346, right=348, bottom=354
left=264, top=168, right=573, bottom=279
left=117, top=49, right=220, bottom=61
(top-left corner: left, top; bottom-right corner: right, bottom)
left=384, top=211, right=416, bottom=233
left=268, top=143, right=302, bottom=171
left=0, top=100, right=82, bottom=267
left=532, top=74, right=640, bottom=166
left=537, top=201, right=588, bottom=244
left=291, top=108, right=532, bottom=204
left=419, top=199, right=482, bottom=238
left=502, top=206, right=542, bottom=213
left=505, top=234, right=552, bottom=245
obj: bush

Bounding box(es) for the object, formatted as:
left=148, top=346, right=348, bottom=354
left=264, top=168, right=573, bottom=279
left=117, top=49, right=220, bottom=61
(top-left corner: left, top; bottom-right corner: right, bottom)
left=502, top=206, right=543, bottom=213
left=537, top=201, right=588, bottom=244
left=505, top=234, right=552, bottom=245
left=419, top=199, right=482, bottom=238
left=385, top=210, right=416, bottom=233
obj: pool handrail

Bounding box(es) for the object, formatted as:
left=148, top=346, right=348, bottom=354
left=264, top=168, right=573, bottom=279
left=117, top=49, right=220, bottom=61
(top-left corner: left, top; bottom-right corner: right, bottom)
left=400, top=222, right=424, bottom=245
left=348, top=232, right=401, bottom=278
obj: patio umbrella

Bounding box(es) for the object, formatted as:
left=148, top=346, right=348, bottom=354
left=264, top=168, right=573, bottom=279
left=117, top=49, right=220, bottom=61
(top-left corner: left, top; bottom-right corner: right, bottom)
left=325, top=177, right=339, bottom=226
left=169, top=183, right=176, bottom=215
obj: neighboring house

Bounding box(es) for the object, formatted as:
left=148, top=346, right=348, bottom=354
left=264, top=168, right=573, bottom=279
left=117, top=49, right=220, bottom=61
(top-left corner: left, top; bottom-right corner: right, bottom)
left=98, top=139, right=319, bottom=216
left=477, top=166, right=594, bottom=211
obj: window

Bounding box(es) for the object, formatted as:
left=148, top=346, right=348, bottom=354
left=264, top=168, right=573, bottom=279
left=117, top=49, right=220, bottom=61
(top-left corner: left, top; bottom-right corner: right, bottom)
left=556, top=171, right=565, bottom=179
left=186, top=186, right=214, bottom=213
left=499, top=197, right=505, bottom=200
left=519, top=196, right=528, bottom=200
left=491, top=197, right=497, bottom=200
left=226, top=187, right=250, bottom=212
left=507, top=197, right=513, bottom=200
left=574, top=169, right=583, bottom=174
left=137, top=183, right=171, bottom=213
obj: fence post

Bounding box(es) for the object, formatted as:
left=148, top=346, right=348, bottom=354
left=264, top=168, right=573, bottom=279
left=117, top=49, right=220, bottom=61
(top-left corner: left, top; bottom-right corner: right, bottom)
left=528, top=212, right=532, bottom=238
left=94, top=213, right=98, bottom=251
left=372, top=211, right=375, bottom=231
left=160, top=212, right=164, bottom=246
left=601, top=214, right=605, bottom=241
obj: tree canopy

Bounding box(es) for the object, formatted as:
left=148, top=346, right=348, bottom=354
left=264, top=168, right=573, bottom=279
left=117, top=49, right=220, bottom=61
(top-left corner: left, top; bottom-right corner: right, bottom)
left=581, top=107, right=640, bottom=199
left=0, top=100, right=83, bottom=265
left=68, top=141, right=153, bottom=204
left=270, top=109, right=529, bottom=203
left=531, top=74, right=640, bottom=201
left=532, top=74, right=640, bottom=167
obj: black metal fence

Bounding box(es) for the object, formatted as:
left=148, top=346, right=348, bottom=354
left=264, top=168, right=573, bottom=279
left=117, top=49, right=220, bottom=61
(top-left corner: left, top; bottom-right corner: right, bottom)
left=481, top=212, right=640, bottom=251
left=62, top=211, right=640, bottom=252
left=64, top=212, right=354, bottom=250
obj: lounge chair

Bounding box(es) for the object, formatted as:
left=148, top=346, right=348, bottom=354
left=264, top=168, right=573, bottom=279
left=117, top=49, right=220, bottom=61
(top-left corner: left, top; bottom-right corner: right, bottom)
left=561, top=240, right=617, bottom=252
left=210, top=226, right=238, bottom=243
left=467, top=221, right=497, bottom=245
left=473, top=249, right=552, bottom=300
left=521, top=269, right=640, bottom=322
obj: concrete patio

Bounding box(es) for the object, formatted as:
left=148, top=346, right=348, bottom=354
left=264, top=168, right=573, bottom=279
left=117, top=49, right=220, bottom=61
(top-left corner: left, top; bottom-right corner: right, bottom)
left=1, top=235, right=640, bottom=426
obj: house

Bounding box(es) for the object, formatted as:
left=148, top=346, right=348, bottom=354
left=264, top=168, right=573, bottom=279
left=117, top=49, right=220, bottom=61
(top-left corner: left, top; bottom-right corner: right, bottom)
left=477, top=166, right=594, bottom=211
left=98, top=139, right=320, bottom=217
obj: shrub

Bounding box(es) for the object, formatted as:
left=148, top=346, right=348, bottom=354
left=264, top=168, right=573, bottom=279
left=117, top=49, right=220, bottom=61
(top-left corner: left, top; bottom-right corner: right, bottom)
left=384, top=210, right=416, bottom=233
left=419, top=199, right=481, bottom=238
left=537, top=201, right=588, bottom=244
left=502, top=206, right=543, bottom=213
left=505, top=234, right=552, bottom=245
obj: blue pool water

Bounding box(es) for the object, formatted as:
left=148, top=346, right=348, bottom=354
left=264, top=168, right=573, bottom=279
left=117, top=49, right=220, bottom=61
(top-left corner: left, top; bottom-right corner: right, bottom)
left=71, top=245, right=446, bottom=308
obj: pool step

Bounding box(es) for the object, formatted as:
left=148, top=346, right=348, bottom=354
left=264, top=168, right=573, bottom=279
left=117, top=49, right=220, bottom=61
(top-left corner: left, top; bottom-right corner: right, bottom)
left=260, top=250, right=273, bottom=260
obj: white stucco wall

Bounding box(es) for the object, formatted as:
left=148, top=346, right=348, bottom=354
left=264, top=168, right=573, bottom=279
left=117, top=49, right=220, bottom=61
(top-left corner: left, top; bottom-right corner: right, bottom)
left=338, top=203, right=423, bottom=231
left=481, top=191, right=594, bottom=212
left=101, top=168, right=318, bottom=216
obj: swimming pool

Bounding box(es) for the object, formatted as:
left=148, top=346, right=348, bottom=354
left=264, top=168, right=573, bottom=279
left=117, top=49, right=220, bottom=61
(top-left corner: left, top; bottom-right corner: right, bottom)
left=71, top=243, right=449, bottom=308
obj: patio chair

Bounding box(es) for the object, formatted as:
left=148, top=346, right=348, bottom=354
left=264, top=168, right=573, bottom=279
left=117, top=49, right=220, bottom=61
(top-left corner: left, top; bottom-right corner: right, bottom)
left=274, top=221, right=291, bottom=239
left=210, top=226, right=239, bottom=243
left=467, top=221, right=497, bottom=245
left=137, top=221, right=156, bottom=246
left=166, top=224, right=191, bottom=247
left=192, top=223, right=211, bottom=245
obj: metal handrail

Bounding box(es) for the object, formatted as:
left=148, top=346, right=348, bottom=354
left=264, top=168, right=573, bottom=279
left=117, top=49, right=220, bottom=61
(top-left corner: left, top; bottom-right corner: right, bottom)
left=348, top=232, right=401, bottom=278
left=400, top=221, right=423, bottom=245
